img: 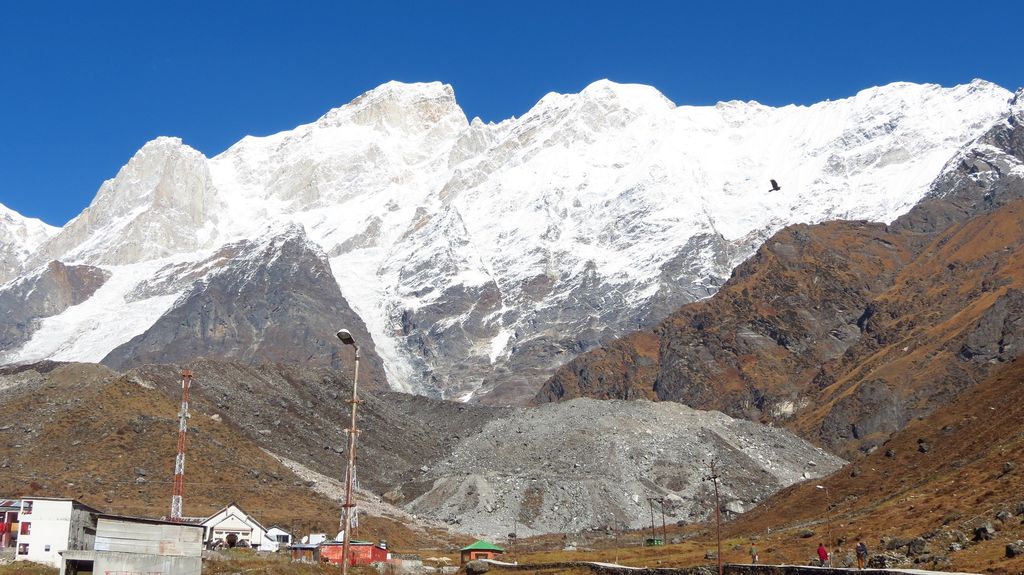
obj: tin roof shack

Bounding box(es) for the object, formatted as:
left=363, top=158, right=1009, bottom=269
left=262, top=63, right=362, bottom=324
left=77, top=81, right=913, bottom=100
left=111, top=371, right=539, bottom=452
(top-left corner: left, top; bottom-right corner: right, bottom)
left=60, top=514, right=203, bottom=575
left=459, top=540, right=505, bottom=565
left=14, top=497, right=98, bottom=568
left=320, top=539, right=388, bottom=566
left=0, top=499, right=21, bottom=550
left=289, top=542, right=320, bottom=563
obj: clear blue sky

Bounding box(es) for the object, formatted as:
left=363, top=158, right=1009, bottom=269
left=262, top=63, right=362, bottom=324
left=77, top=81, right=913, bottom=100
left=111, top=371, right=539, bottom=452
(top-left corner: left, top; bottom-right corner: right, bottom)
left=2, top=0, right=1022, bottom=226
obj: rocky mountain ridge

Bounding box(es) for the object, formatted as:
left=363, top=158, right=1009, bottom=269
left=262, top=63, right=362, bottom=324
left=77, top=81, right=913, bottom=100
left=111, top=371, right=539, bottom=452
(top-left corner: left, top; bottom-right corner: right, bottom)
left=538, top=89, right=1024, bottom=454
left=1, top=79, right=1016, bottom=402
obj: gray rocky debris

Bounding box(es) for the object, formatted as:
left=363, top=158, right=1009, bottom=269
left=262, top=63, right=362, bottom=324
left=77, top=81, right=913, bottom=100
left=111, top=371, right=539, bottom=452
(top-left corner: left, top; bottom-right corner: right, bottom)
left=406, top=398, right=843, bottom=538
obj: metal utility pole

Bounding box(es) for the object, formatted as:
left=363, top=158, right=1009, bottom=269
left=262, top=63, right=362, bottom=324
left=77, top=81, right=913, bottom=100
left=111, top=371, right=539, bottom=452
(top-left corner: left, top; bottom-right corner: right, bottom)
left=660, top=498, right=667, bottom=544
left=649, top=498, right=657, bottom=543
left=336, top=330, right=361, bottom=575
left=704, top=459, right=722, bottom=575
left=817, top=485, right=832, bottom=566
left=170, top=369, right=194, bottom=521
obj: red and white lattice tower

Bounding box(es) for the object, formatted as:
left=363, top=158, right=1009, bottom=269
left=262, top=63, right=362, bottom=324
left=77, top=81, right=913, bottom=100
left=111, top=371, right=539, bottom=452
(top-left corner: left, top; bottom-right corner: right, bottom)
left=170, top=369, right=194, bottom=521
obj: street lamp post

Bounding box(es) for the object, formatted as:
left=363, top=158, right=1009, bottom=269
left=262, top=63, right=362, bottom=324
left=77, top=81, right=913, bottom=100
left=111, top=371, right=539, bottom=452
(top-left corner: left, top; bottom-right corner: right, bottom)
left=816, top=485, right=832, bottom=567
left=337, top=329, right=361, bottom=575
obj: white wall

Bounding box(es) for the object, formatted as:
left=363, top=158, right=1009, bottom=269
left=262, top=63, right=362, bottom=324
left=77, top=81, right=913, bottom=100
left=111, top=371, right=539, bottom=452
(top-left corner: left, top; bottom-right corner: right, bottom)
left=14, top=499, right=94, bottom=568
left=263, top=527, right=292, bottom=552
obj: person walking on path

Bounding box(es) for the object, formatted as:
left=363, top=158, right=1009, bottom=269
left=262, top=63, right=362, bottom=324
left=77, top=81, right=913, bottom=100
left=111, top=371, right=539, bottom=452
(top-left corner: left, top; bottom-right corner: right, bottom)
left=817, top=542, right=829, bottom=566
left=749, top=545, right=758, bottom=564
left=856, top=540, right=869, bottom=569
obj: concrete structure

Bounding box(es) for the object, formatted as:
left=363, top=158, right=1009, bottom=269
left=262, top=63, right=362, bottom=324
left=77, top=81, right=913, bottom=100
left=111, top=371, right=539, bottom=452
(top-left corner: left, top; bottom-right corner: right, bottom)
left=265, top=526, right=292, bottom=552
left=0, top=499, right=21, bottom=550
left=60, top=514, right=203, bottom=575
left=201, top=502, right=274, bottom=550
left=459, top=540, right=505, bottom=564
left=321, top=539, right=388, bottom=566
left=14, top=497, right=98, bottom=568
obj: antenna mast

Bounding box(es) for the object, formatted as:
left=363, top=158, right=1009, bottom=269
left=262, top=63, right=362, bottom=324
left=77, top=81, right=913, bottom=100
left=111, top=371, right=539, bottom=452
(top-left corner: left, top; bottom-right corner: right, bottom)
left=170, top=369, right=194, bottom=521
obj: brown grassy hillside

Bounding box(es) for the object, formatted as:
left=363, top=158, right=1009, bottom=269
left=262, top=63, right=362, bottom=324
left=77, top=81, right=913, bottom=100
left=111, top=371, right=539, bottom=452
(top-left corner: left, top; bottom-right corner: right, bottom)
left=0, top=362, right=453, bottom=549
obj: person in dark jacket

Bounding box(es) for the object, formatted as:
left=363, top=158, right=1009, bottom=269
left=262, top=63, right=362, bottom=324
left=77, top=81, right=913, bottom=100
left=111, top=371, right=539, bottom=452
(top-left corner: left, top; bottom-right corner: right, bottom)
left=856, top=540, right=869, bottom=569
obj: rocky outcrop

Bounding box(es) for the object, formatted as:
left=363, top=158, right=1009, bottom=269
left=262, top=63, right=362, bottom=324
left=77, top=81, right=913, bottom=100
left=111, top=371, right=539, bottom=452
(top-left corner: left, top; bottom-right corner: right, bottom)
left=0, top=261, right=110, bottom=355
left=101, top=226, right=387, bottom=387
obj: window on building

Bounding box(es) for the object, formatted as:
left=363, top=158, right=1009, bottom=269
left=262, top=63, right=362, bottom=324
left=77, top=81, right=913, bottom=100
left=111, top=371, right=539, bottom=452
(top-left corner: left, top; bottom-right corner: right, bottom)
left=276, top=534, right=289, bottom=543
left=20, top=522, right=30, bottom=535
left=21, top=502, right=32, bottom=515
left=44, top=544, right=51, bottom=552
left=17, top=543, right=28, bottom=555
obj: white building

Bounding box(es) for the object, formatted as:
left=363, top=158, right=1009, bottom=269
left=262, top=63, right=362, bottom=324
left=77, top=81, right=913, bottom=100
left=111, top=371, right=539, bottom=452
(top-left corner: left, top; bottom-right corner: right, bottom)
left=61, top=514, right=203, bottom=575
left=201, top=503, right=277, bottom=550
left=264, top=526, right=293, bottom=552
left=302, top=532, right=328, bottom=545
left=14, top=498, right=99, bottom=568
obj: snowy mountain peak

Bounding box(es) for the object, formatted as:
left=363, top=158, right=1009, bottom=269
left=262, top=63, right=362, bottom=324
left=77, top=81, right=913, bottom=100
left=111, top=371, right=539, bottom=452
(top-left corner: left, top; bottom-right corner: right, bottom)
left=28, top=135, right=219, bottom=268
left=579, top=79, right=675, bottom=109
left=0, top=203, right=59, bottom=283
left=316, top=80, right=466, bottom=134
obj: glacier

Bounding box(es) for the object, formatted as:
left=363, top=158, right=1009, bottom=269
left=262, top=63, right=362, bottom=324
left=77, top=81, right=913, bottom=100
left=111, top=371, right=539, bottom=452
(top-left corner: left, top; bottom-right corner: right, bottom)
left=0, top=78, right=1016, bottom=402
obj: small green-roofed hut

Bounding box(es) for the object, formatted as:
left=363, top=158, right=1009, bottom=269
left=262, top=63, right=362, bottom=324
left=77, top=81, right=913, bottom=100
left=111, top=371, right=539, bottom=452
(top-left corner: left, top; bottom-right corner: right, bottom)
left=460, top=540, right=505, bottom=564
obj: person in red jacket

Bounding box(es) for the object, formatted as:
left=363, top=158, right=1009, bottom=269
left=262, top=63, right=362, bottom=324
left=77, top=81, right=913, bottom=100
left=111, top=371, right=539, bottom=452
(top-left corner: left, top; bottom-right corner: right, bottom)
left=817, top=543, right=829, bottom=566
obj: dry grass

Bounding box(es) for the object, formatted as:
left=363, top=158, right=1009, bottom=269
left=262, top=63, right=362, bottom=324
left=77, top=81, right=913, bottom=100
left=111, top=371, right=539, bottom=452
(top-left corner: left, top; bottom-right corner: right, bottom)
left=0, top=562, right=57, bottom=575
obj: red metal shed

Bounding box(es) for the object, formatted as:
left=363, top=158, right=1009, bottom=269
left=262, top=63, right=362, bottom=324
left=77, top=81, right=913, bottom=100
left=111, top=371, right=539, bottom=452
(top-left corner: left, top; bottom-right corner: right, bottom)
left=320, top=540, right=388, bottom=566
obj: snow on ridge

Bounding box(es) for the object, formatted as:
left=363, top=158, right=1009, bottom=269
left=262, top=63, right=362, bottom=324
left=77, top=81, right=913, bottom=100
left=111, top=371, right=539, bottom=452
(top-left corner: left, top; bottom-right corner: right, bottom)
left=0, top=201, right=59, bottom=253
left=2, top=258, right=187, bottom=365
left=7, top=78, right=1018, bottom=396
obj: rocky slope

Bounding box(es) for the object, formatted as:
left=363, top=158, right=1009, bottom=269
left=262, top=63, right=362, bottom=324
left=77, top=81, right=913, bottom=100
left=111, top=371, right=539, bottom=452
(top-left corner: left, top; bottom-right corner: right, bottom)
left=538, top=90, right=1024, bottom=454
left=0, top=359, right=841, bottom=539
left=406, top=398, right=842, bottom=539
left=0, top=361, right=469, bottom=548
left=722, top=356, right=1024, bottom=574
left=1, top=80, right=1015, bottom=402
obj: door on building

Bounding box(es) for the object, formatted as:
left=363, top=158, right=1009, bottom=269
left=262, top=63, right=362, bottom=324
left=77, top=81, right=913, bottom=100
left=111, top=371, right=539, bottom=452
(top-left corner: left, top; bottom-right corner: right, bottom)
left=64, top=559, right=94, bottom=574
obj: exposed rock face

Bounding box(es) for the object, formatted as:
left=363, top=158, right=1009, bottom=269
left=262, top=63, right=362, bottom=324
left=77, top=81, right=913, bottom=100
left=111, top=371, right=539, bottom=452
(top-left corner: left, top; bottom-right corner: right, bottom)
left=102, top=226, right=386, bottom=387
left=0, top=261, right=110, bottom=355
left=537, top=98, right=1024, bottom=454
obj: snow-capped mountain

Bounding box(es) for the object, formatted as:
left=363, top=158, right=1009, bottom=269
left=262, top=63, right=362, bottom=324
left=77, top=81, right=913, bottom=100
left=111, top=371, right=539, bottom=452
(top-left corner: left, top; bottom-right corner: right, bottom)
left=1, top=203, right=58, bottom=281
left=0, top=79, right=1016, bottom=401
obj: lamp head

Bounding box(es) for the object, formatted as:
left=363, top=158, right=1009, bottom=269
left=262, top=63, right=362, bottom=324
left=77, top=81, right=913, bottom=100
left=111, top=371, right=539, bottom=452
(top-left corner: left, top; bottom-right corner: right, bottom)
left=336, top=329, right=356, bottom=346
